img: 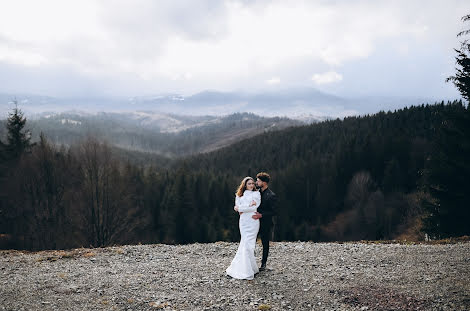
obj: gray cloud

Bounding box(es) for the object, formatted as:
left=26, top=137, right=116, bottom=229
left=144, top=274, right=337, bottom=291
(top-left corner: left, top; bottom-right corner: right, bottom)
left=0, top=0, right=467, bottom=100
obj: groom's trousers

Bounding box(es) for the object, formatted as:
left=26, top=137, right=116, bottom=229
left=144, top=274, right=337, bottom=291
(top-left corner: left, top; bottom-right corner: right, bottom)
left=259, top=220, right=273, bottom=266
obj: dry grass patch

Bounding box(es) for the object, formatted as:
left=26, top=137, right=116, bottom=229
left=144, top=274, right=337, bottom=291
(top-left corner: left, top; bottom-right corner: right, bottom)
left=114, top=248, right=125, bottom=254
left=33, top=248, right=103, bottom=261
left=83, top=252, right=96, bottom=258
left=149, top=301, right=168, bottom=309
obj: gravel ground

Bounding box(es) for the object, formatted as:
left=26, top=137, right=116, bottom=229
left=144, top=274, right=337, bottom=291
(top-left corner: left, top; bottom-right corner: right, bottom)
left=1, top=241, right=469, bottom=311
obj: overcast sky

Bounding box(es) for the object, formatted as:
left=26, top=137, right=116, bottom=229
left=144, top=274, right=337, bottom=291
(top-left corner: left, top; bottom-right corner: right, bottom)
left=0, top=0, right=469, bottom=99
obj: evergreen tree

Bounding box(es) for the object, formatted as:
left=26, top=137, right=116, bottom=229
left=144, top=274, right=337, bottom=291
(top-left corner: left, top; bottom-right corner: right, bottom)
left=0, top=140, right=5, bottom=160
left=421, top=102, right=470, bottom=238
left=421, top=14, right=470, bottom=238
left=446, top=14, right=470, bottom=102
left=6, top=101, right=34, bottom=159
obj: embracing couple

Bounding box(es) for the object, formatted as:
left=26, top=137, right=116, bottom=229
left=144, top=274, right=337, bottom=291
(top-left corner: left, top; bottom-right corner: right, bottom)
left=226, top=172, right=277, bottom=280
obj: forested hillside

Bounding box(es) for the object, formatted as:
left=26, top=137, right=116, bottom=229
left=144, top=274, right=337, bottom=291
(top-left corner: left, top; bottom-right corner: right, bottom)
left=0, top=112, right=300, bottom=159
left=182, top=101, right=470, bottom=241
left=0, top=101, right=469, bottom=250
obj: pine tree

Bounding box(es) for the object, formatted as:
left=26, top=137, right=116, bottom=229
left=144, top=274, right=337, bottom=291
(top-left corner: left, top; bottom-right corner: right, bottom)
left=423, top=14, right=470, bottom=238
left=6, top=101, right=34, bottom=159
left=0, top=140, right=5, bottom=158
left=446, top=14, right=470, bottom=102
left=421, top=102, right=470, bottom=238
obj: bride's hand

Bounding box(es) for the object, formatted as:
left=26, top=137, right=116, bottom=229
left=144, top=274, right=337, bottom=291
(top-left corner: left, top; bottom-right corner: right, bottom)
left=250, top=200, right=256, bottom=206
left=234, top=205, right=239, bottom=212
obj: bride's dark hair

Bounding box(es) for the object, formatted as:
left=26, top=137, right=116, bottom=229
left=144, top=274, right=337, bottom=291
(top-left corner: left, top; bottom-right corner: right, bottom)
left=235, top=177, right=255, bottom=197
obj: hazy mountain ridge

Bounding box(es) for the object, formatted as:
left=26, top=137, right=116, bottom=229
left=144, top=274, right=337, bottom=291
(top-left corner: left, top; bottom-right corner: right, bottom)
left=0, top=88, right=438, bottom=121
left=0, top=88, right=444, bottom=162
left=0, top=111, right=301, bottom=158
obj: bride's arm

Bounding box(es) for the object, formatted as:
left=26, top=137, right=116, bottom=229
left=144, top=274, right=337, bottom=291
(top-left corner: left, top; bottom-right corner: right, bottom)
left=253, top=191, right=261, bottom=207
left=237, top=192, right=260, bottom=212
left=234, top=196, right=241, bottom=212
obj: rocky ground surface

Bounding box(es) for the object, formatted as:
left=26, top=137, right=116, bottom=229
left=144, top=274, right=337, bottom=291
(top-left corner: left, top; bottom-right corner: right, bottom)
left=1, top=241, right=469, bottom=311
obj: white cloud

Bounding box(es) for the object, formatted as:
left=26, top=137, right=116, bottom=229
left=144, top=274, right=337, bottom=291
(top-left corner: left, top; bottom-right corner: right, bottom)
left=266, top=77, right=280, bottom=85
left=312, top=71, right=343, bottom=85
left=0, top=45, right=46, bottom=66
left=0, top=0, right=468, bottom=96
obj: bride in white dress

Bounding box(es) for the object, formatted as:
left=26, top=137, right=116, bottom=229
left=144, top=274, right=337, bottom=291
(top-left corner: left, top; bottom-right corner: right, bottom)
left=226, top=177, right=261, bottom=280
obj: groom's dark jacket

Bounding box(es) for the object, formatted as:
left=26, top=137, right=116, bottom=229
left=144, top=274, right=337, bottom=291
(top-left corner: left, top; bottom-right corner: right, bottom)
left=258, top=188, right=277, bottom=224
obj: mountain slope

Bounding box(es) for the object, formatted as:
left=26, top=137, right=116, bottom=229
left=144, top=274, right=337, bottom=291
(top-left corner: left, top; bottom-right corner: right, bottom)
left=174, top=101, right=469, bottom=241
left=2, top=111, right=302, bottom=158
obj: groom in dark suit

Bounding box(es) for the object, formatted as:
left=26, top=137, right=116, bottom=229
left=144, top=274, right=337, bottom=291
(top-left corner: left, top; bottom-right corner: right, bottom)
left=253, top=172, right=277, bottom=271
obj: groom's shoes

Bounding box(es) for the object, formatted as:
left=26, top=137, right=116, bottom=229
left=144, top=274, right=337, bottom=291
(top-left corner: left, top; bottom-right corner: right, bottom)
left=259, top=264, right=266, bottom=272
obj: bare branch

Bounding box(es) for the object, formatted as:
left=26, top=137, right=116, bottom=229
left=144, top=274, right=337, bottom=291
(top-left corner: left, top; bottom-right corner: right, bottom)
left=457, top=30, right=470, bottom=37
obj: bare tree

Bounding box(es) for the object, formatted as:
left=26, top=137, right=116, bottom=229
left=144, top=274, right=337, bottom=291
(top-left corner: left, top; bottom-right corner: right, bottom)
left=345, top=171, right=383, bottom=239
left=77, top=137, right=120, bottom=247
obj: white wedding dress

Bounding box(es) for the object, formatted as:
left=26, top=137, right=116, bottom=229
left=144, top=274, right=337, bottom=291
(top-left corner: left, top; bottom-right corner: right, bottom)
left=226, top=190, right=261, bottom=280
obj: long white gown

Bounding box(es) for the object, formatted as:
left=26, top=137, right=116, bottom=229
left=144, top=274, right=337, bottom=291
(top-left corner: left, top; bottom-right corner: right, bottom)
left=226, top=190, right=261, bottom=280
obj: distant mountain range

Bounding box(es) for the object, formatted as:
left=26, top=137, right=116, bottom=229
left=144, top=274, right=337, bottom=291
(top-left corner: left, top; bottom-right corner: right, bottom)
left=0, top=88, right=437, bottom=122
